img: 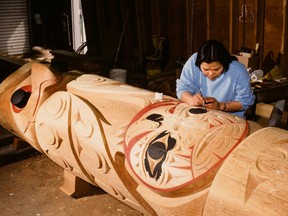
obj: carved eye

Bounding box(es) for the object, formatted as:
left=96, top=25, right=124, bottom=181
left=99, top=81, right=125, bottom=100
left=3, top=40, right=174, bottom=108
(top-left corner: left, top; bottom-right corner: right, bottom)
left=147, top=142, right=166, bottom=160
left=144, top=131, right=176, bottom=181
left=189, top=108, right=207, bottom=114
left=11, top=88, right=31, bottom=109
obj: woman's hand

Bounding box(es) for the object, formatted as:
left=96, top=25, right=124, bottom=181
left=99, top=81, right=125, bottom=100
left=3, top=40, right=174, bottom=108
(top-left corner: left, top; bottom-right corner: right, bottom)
left=203, top=97, right=221, bottom=110
left=181, top=92, right=205, bottom=106
left=204, top=98, right=243, bottom=112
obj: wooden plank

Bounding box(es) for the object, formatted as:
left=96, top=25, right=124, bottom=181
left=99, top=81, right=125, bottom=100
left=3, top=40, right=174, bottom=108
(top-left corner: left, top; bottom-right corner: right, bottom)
left=206, top=0, right=214, bottom=39
left=281, top=0, right=288, bottom=77
left=256, top=0, right=266, bottom=67
left=230, top=0, right=240, bottom=53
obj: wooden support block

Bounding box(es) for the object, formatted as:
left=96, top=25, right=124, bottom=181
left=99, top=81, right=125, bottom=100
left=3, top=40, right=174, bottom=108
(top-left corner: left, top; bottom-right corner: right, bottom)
left=13, top=137, right=29, bottom=150
left=60, top=169, right=92, bottom=198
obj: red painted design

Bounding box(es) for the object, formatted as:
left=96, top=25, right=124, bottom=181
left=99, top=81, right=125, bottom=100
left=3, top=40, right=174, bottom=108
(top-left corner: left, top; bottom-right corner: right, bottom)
left=124, top=101, right=249, bottom=192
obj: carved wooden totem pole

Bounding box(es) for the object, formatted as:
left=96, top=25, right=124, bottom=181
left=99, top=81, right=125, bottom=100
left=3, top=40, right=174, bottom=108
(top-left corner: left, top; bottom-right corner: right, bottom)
left=0, top=62, right=287, bottom=216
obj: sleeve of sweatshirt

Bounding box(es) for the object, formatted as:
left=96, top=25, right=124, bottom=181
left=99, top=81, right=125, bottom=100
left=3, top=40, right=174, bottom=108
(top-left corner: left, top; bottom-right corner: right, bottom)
left=176, top=53, right=199, bottom=100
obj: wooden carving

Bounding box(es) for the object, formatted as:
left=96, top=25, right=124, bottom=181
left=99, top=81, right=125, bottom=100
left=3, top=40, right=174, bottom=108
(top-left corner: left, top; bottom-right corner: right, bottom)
left=0, top=62, right=287, bottom=216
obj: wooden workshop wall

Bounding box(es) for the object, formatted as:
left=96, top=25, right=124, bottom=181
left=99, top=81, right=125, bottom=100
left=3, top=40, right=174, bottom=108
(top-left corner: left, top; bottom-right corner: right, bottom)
left=200, top=0, right=283, bottom=58
left=80, top=0, right=287, bottom=75
left=145, top=0, right=287, bottom=72
left=263, top=0, right=284, bottom=63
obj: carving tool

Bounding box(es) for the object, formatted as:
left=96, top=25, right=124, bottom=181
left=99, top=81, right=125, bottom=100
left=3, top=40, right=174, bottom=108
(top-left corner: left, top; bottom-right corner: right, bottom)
left=198, top=87, right=206, bottom=110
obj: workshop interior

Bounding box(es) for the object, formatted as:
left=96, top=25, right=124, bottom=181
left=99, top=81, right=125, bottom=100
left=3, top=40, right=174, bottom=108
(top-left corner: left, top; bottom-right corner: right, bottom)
left=0, top=0, right=288, bottom=215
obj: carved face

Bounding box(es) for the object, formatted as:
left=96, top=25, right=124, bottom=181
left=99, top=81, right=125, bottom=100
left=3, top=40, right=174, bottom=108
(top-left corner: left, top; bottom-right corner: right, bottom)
left=0, top=62, right=78, bottom=151
left=124, top=101, right=249, bottom=193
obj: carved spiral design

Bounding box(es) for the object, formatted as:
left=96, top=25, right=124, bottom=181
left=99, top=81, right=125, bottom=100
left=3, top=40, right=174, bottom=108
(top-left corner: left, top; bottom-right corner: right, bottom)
left=73, top=74, right=107, bottom=87
left=37, top=122, right=61, bottom=149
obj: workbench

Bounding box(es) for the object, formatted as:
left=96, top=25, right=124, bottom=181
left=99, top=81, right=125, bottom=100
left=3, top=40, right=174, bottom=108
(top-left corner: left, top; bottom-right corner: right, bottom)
left=249, top=80, right=288, bottom=129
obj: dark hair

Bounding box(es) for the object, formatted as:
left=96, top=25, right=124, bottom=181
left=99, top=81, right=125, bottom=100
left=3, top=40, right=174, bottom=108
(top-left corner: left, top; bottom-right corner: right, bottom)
left=195, top=39, right=237, bottom=71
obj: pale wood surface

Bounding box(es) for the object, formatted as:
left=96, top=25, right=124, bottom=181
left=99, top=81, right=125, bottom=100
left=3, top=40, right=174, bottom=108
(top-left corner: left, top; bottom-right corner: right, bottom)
left=0, top=62, right=287, bottom=216
left=204, top=127, right=288, bottom=216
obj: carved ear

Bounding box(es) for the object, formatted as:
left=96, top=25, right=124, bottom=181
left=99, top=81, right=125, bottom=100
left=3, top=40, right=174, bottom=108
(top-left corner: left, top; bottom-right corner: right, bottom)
left=31, top=63, right=58, bottom=90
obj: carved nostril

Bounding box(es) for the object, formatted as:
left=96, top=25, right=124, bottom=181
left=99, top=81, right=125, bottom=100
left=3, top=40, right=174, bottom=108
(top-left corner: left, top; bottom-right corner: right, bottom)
left=172, top=124, right=178, bottom=130
left=11, top=88, right=31, bottom=109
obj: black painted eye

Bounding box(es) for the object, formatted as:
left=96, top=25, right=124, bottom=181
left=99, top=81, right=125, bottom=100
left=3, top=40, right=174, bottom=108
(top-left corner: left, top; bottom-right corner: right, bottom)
left=144, top=131, right=176, bottom=181
left=147, top=142, right=166, bottom=160
left=11, top=88, right=31, bottom=109
left=189, top=108, right=207, bottom=114
left=146, top=114, right=163, bottom=123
